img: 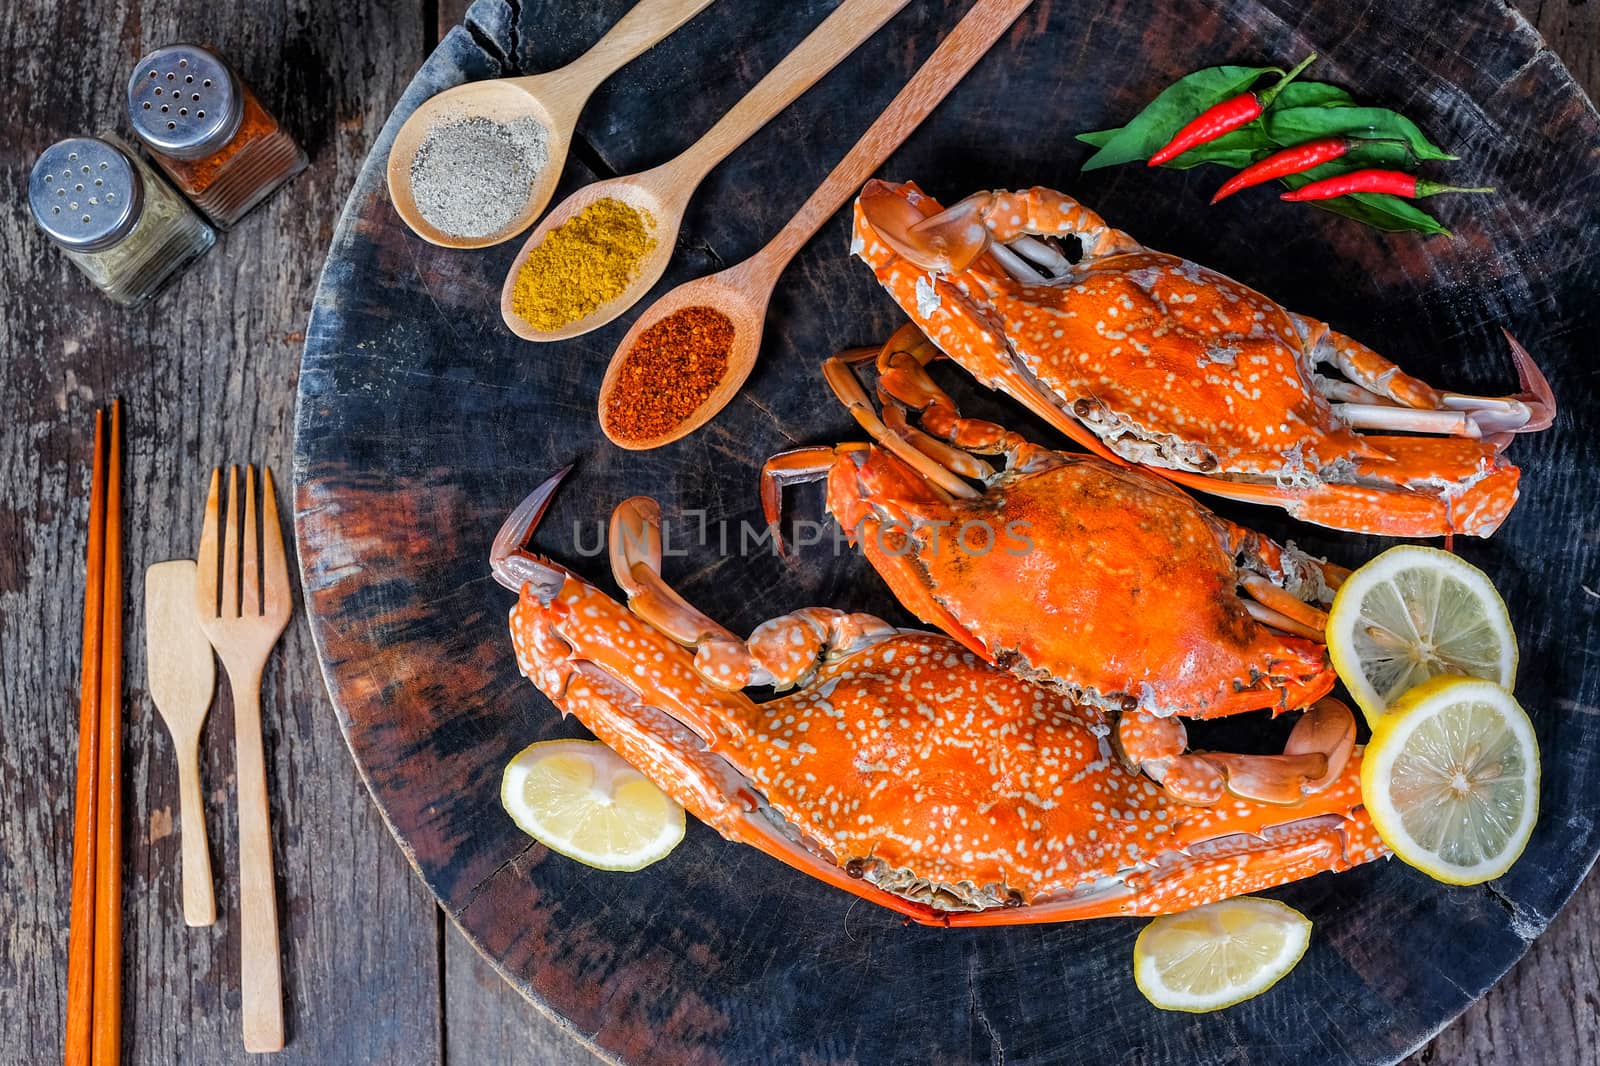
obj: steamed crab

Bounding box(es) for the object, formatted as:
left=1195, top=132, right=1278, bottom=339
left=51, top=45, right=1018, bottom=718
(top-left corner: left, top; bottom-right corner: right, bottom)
left=851, top=180, right=1555, bottom=537
left=491, top=475, right=1383, bottom=924
left=763, top=326, right=1360, bottom=806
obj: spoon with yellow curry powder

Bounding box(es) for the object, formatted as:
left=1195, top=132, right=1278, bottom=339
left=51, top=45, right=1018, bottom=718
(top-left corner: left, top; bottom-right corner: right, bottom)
left=597, top=0, right=1037, bottom=449
left=387, top=0, right=716, bottom=249
left=500, top=0, right=912, bottom=342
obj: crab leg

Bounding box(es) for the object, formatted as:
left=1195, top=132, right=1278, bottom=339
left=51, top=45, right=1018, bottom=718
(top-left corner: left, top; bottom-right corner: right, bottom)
left=1242, top=600, right=1324, bottom=642
left=1008, top=234, right=1072, bottom=273
left=823, top=354, right=980, bottom=501
left=1443, top=331, right=1557, bottom=436
left=609, top=496, right=763, bottom=691
left=744, top=608, right=901, bottom=689
left=841, top=338, right=996, bottom=479
left=495, top=477, right=740, bottom=749
left=615, top=495, right=902, bottom=693
left=1308, top=324, right=1445, bottom=409
left=1331, top=403, right=1483, bottom=438
left=489, top=467, right=571, bottom=600
left=882, top=402, right=996, bottom=480
left=1310, top=322, right=1556, bottom=440
left=870, top=327, right=1068, bottom=475
left=987, top=241, right=1051, bottom=284
left=1315, top=377, right=1388, bottom=405
left=1239, top=574, right=1328, bottom=636
left=760, top=442, right=869, bottom=509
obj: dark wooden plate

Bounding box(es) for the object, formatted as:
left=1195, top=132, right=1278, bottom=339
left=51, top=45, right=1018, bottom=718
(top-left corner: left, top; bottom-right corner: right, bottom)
left=293, top=1, right=1600, bottom=1062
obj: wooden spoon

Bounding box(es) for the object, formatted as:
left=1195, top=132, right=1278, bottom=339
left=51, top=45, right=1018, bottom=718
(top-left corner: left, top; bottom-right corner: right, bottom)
left=597, top=0, right=1036, bottom=449
left=387, top=0, right=716, bottom=249
left=145, top=560, right=218, bottom=927
left=500, top=0, right=912, bottom=342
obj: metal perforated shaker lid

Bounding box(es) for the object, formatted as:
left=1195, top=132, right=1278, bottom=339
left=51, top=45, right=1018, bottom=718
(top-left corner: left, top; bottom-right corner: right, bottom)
left=29, top=138, right=145, bottom=251
left=126, top=44, right=243, bottom=159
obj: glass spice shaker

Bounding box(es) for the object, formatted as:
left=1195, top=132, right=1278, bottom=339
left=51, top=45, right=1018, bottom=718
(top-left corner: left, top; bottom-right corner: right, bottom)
left=125, top=44, right=307, bottom=229
left=28, top=135, right=215, bottom=308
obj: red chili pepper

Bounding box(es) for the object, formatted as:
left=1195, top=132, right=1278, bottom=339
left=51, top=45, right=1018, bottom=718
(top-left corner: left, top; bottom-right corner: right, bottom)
left=1280, top=169, right=1494, bottom=201
left=1211, top=138, right=1349, bottom=202
left=1148, top=53, right=1317, bottom=167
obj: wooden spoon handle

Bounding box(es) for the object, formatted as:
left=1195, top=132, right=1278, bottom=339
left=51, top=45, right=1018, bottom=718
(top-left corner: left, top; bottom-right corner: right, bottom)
left=176, top=737, right=216, bottom=927
left=552, top=0, right=718, bottom=108
left=755, top=0, right=1036, bottom=275
left=230, top=662, right=284, bottom=1053
left=674, top=0, right=911, bottom=185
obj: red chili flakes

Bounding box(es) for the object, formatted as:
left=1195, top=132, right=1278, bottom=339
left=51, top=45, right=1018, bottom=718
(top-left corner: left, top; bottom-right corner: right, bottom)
left=604, top=306, right=735, bottom=442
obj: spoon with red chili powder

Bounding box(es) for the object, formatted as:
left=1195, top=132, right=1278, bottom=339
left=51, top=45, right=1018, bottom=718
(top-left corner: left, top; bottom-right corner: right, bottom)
left=596, top=0, right=1033, bottom=450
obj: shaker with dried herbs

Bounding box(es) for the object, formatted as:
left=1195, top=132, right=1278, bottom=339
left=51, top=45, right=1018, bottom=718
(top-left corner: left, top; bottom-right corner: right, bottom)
left=29, top=136, right=215, bottom=307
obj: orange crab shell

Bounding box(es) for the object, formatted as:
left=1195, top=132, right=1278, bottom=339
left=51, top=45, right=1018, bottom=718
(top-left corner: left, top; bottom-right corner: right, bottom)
left=509, top=579, right=1381, bottom=922
left=817, top=444, right=1336, bottom=720
left=851, top=183, right=1371, bottom=476
left=850, top=181, right=1530, bottom=538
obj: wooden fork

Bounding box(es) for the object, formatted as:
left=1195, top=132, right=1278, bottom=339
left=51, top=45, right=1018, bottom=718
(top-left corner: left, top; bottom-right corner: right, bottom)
left=194, top=464, right=291, bottom=1053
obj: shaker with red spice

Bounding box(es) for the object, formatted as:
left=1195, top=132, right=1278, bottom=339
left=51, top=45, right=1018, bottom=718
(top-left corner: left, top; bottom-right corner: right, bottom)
left=125, top=44, right=307, bottom=228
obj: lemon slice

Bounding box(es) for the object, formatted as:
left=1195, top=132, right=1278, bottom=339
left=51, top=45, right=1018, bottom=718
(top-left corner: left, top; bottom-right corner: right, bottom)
left=1361, top=676, right=1539, bottom=885
left=501, top=740, right=685, bottom=871
left=1133, top=897, right=1312, bottom=1012
left=1326, top=545, right=1516, bottom=726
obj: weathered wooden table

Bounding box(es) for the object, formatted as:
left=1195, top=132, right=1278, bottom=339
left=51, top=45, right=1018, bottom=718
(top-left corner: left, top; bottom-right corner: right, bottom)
left=4, top=1, right=1597, bottom=1063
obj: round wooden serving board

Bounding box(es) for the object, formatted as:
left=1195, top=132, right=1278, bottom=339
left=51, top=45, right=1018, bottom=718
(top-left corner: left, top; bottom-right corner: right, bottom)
left=294, top=2, right=1600, bottom=1063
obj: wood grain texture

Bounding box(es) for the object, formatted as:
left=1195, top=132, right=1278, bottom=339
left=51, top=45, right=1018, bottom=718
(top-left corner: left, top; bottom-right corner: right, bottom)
left=296, top=1, right=1600, bottom=1064
left=0, top=0, right=439, bottom=1062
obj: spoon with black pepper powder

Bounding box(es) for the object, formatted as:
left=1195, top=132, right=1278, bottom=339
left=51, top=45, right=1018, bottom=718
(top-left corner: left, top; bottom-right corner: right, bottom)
left=387, top=0, right=715, bottom=249
left=597, top=0, right=1035, bottom=449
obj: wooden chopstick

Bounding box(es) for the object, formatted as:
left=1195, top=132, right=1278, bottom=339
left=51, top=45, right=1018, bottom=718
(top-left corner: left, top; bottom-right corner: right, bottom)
left=64, top=408, right=106, bottom=1066
left=64, top=400, right=124, bottom=1066
left=92, top=399, right=124, bottom=1066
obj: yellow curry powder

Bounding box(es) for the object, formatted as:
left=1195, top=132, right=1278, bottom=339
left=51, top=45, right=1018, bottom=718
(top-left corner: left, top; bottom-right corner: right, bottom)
left=509, top=197, right=656, bottom=330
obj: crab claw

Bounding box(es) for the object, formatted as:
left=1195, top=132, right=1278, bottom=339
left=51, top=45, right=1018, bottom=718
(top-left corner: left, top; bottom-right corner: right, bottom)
left=1443, top=331, right=1558, bottom=442
left=489, top=465, right=572, bottom=600
left=858, top=180, right=993, bottom=273
left=1119, top=698, right=1358, bottom=807
left=1283, top=697, right=1358, bottom=792
left=1206, top=697, right=1358, bottom=803
left=609, top=495, right=757, bottom=692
